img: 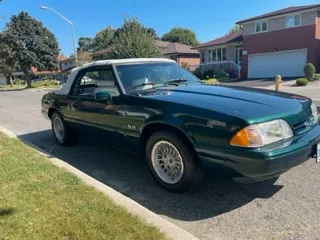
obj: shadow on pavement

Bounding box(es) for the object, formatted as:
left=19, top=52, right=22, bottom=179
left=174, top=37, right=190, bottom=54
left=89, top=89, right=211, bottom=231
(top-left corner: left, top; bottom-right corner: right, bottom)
left=19, top=130, right=283, bottom=221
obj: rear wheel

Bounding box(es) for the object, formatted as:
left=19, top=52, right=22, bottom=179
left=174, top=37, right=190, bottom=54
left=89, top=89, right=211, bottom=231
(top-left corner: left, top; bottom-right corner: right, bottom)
left=51, top=111, right=77, bottom=146
left=146, top=131, right=203, bottom=192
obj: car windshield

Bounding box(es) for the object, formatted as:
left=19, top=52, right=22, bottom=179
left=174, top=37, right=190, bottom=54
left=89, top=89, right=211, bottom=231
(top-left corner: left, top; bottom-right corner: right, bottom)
left=115, top=62, right=200, bottom=93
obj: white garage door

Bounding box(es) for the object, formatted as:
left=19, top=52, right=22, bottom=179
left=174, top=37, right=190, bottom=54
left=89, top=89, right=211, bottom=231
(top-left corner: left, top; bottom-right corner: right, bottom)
left=0, top=75, right=6, bottom=85
left=248, top=49, right=307, bottom=78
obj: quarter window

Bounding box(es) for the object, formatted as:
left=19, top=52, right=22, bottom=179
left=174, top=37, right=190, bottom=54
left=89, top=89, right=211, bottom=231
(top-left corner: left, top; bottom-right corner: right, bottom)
left=286, top=15, right=301, bottom=28
left=255, top=21, right=268, bottom=33
left=72, top=68, right=120, bottom=97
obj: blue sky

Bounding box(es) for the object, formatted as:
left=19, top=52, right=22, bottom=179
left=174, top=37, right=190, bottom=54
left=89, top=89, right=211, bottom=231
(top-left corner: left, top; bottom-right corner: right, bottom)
left=0, top=0, right=318, bottom=56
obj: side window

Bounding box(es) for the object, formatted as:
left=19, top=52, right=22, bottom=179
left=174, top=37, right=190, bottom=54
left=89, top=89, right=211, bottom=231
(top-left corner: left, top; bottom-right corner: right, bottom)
left=71, top=68, right=120, bottom=98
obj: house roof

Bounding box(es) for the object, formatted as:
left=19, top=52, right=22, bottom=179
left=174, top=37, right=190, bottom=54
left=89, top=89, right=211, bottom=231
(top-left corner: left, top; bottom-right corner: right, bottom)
left=91, top=48, right=111, bottom=56
left=154, top=40, right=171, bottom=49
left=155, top=40, right=199, bottom=55
left=193, top=30, right=243, bottom=49
left=236, top=4, right=320, bottom=24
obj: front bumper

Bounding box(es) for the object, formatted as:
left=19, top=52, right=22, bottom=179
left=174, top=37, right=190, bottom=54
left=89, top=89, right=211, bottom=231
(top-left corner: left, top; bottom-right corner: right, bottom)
left=198, top=125, right=320, bottom=183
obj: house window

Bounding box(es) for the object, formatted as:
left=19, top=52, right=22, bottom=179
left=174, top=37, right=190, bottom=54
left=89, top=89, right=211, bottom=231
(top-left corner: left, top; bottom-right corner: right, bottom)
left=201, top=51, right=206, bottom=63
left=286, top=15, right=301, bottom=28
left=212, top=49, right=217, bottom=62
left=208, top=47, right=226, bottom=62
left=255, top=21, right=268, bottom=33
left=207, top=50, right=212, bottom=62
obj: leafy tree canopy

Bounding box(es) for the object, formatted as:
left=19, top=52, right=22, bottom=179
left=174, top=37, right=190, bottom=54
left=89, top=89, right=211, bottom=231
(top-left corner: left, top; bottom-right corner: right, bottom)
left=78, top=37, right=93, bottom=52
left=161, top=27, right=199, bottom=46
left=3, top=11, right=59, bottom=87
left=227, top=25, right=241, bottom=35
left=92, top=26, right=115, bottom=51
left=109, top=16, right=162, bottom=59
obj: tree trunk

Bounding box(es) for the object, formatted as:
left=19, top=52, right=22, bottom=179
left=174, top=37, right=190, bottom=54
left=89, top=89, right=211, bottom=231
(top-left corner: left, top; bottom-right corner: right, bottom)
left=25, top=74, right=31, bottom=88
left=9, top=75, right=13, bottom=87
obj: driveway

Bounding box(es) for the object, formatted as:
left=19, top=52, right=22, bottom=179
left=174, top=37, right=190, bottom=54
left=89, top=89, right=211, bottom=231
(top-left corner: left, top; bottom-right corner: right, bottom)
left=1, top=90, right=320, bottom=240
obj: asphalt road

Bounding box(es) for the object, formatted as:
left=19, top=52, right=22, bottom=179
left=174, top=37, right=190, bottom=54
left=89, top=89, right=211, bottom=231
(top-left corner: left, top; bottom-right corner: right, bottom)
left=1, top=90, right=320, bottom=240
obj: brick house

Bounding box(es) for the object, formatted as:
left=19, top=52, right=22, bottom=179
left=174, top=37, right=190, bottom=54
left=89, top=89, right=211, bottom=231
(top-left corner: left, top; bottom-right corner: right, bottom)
left=194, top=4, right=320, bottom=79
left=155, top=40, right=200, bottom=66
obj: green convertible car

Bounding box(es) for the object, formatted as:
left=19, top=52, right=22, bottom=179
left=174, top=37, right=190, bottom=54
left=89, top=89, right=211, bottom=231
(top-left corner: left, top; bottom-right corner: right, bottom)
left=42, top=58, right=320, bottom=192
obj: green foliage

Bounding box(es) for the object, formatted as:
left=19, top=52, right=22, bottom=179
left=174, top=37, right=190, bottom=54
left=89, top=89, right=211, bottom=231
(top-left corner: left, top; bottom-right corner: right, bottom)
left=80, top=24, right=159, bottom=53
left=314, top=73, right=320, bottom=81
left=227, top=25, right=241, bottom=35
left=31, top=79, right=58, bottom=88
left=0, top=32, right=18, bottom=79
left=12, top=79, right=25, bottom=85
left=3, top=11, right=59, bottom=87
left=109, top=16, right=162, bottom=59
left=161, top=27, right=199, bottom=46
left=92, top=26, right=115, bottom=51
left=181, top=62, right=191, bottom=71
left=296, top=78, right=309, bottom=86
left=192, top=67, right=228, bottom=80
left=201, top=78, right=218, bottom=84
left=78, top=37, right=93, bottom=52
left=304, top=63, right=316, bottom=81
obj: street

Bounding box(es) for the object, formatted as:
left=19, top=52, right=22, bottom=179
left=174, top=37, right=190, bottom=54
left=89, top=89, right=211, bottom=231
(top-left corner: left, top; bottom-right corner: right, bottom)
left=1, top=90, right=320, bottom=240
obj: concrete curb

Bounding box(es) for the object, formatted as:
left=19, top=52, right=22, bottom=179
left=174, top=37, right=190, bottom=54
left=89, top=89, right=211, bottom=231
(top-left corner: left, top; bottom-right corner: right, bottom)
left=0, top=125, right=199, bottom=240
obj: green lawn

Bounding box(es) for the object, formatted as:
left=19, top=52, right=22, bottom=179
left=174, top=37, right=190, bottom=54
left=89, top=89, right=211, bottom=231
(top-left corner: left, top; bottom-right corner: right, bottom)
left=0, top=132, right=167, bottom=240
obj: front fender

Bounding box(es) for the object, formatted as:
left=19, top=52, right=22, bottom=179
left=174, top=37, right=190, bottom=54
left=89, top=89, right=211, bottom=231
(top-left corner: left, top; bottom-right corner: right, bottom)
left=142, top=114, right=196, bottom=143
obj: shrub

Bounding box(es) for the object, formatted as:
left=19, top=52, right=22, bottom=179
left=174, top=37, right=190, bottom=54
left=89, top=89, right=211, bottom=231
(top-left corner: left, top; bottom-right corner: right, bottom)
left=12, top=79, right=25, bottom=85
left=192, top=67, right=203, bottom=79
left=31, top=79, right=58, bottom=88
left=314, top=73, right=320, bottom=81
left=304, top=63, right=315, bottom=81
left=225, top=68, right=239, bottom=78
left=296, top=78, right=309, bottom=86
left=181, top=62, right=191, bottom=71
left=201, top=78, right=218, bottom=85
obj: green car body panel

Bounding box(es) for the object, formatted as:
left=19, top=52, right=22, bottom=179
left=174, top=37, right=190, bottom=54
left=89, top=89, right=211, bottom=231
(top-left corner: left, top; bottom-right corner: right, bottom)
left=42, top=78, right=320, bottom=183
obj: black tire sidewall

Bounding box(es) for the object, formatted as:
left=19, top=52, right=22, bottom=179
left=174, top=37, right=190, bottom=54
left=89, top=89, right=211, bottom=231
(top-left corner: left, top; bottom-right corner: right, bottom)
left=51, top=112, right=67, bottom=146
left=146, top=131, right=199, bottom=192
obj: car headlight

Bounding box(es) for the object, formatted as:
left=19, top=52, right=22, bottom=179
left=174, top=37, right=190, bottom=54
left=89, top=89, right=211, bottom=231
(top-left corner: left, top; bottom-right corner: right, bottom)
left=311, top=102, right=318, bottom=123
left=230, top=119, right=294, bottom=148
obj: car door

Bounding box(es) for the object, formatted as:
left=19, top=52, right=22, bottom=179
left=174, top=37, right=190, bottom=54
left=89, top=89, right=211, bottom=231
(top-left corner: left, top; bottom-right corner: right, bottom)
left=64, top=66, right=127, bottom=146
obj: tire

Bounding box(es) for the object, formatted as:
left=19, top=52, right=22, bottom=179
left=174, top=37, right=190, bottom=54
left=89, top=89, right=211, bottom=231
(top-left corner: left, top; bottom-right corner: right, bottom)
left=51, top=111, right=77, bottom=146
left=146, top=131, right=203, bottom=193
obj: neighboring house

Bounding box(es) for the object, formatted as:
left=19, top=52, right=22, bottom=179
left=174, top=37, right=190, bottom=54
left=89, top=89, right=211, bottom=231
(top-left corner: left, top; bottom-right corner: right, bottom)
left=0, top=55, right=67, bottom=85
left=155, top=40, right=200, bottom=66
left=194, top=4, right=320, bottom=79
left=91, top=48, right=111, bottom=61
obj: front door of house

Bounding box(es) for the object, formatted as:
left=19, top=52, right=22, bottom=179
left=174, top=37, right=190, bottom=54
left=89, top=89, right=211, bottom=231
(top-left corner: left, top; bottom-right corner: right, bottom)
left=235, top=47, right=242, bottom=67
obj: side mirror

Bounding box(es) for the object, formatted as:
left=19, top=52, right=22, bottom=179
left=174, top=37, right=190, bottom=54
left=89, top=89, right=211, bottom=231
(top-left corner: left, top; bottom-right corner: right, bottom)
left=95, top=91, right=112, bottom=103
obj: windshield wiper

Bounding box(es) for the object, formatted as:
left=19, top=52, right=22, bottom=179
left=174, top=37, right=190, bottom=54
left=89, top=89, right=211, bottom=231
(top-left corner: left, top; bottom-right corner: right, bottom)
left=165, top=79, right=188, bottom=86
left=129, top=82, right=156, bottom=91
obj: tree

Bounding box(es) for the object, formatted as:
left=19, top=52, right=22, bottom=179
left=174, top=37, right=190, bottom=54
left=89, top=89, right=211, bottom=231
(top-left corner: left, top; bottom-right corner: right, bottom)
left=161, top=27, right=199, bottom=46
left=145, top=27, right=158, bottom=39
left=4, top=12, right=59, bottom=88
left=227, top=25, right=241, bottom=35
left=0, top=33, right=18, bottom=87
left=78, top=37, right=93, bottom=52
left=109, top=16, right=162, bottom=59
left=92, top=26, right=115, bottom=51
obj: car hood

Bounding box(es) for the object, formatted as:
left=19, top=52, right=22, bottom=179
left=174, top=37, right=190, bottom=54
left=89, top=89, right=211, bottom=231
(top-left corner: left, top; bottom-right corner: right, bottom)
left=139, top=84, right=312, bottom=124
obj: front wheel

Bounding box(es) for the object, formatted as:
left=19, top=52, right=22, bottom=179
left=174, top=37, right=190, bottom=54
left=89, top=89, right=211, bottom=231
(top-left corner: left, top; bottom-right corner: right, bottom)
left=51, top=112, right=77, bottom=146
left=146, top=131, right=203, bottom=192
